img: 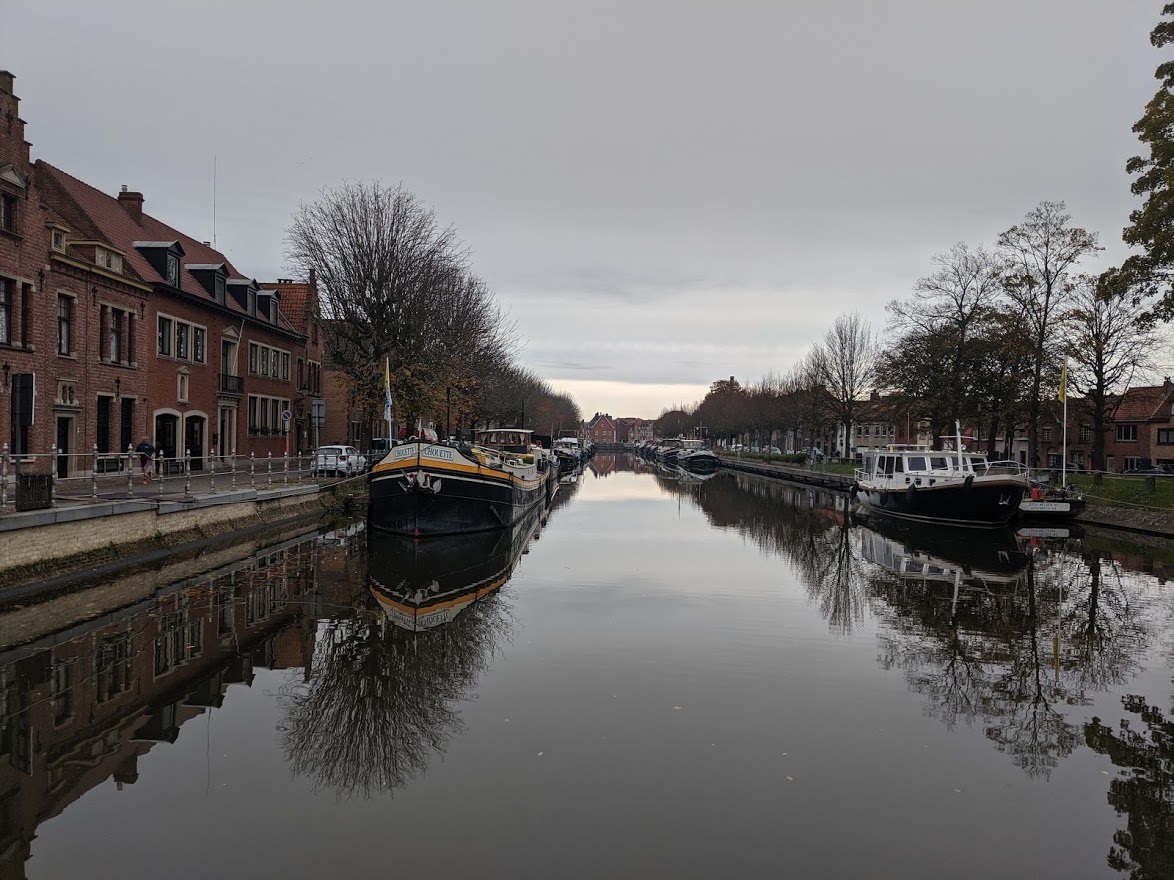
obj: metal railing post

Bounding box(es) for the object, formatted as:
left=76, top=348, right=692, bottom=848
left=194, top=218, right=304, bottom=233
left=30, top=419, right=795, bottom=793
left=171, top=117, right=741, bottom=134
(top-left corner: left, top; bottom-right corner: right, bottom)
left=250, top=452, right=256, bottom=488
left=284, top=452, right=289, bottom=485
left=184, top=449, right=192, bottom=496
left=158, top=452, right=165, bottom=499
left=127, top=444, right=135, bottom=497
left=209, top=451, right=217, bottom=494
left=267, top=452, right=273, bottom=489
left=91, top=444, right=99, bottom=500
left=50, top=444, right=58, bottom=507
left=1, top=442, right=8, bottom=510
left=231, top=448, right=237, bottom=489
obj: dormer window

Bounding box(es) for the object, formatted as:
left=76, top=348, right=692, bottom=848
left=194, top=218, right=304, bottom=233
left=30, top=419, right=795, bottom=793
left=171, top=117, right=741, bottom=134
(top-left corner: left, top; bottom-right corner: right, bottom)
left=166, top=255, right=179, bottom=287
left=215, top=275, right=225, bottom=304
left=95, top=247, right=123, bottom=273
left=51, top=229, right=65, bottom=252
left=247, top=290, right=256, bottom=316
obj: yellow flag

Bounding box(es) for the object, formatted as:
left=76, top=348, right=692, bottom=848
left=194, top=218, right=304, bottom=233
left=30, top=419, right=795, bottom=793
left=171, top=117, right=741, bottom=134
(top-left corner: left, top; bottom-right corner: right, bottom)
left=1057, top=358, right=1066, bottom=403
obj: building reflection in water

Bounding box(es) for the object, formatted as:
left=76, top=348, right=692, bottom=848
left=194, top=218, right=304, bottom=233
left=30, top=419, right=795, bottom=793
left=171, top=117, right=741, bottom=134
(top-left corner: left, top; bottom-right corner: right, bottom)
left=278, top=502, right=546, bottom=799
left=0, top=523, right=337, bottom=880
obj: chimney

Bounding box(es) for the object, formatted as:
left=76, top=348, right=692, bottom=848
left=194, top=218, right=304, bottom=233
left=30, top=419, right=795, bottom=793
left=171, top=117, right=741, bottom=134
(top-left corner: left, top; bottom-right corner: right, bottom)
left=0, top=71, right=14, bottom=96
left=309, top=266, right=316, bottom=289
left=117, top=185, right=144, bottom=224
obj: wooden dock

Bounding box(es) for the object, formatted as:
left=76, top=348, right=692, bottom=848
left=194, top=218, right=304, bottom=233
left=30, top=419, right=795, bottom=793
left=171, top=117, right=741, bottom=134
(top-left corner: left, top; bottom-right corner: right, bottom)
left=718, top=456, right=854, bottom=492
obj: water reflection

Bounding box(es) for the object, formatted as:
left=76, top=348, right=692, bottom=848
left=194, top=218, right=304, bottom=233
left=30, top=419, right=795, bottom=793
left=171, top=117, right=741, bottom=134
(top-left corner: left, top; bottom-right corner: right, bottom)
left=279, top=505, right=545, bottom=798
left=0, top=525, right=327, bottom=880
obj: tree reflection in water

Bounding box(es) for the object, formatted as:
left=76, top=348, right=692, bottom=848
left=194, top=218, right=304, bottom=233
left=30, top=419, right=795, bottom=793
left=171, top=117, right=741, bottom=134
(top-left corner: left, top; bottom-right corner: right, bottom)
left=1086, top=696, right=1174, bottom=878
left=279, top=590, right=513, bottom=799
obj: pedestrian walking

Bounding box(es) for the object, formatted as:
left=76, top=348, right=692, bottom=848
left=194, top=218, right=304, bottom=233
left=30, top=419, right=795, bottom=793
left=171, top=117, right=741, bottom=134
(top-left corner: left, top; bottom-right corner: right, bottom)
left=135, top=437, right=156, bottom=484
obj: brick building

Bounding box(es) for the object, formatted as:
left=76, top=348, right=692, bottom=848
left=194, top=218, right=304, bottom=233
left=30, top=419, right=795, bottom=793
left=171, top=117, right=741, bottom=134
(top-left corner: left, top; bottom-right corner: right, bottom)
left=1104, top=381, right=1174, bottom=472
left=615, top=417, right=654, bottom=444
left=0, top=71, right=324, bottom=473
left=586, top=412, right=616, bottom=445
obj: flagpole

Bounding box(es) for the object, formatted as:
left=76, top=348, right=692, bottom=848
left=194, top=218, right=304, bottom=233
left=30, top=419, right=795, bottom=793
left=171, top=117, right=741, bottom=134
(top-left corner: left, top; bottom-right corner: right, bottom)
left=1061, top=357, right=1068, bottom=490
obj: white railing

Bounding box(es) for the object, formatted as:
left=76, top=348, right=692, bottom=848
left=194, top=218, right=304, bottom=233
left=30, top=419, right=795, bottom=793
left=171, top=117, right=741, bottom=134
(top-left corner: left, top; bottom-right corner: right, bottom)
left=0, top=443, right=347, bottom=511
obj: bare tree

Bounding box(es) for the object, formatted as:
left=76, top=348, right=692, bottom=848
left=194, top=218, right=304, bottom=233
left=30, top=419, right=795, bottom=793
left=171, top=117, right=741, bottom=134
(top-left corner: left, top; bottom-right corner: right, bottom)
left=286, top=181, right=517, bottom=432
left=999, top=201, right=1100, bottom=467
left=1062, top=272, right=1160, bottom=472
left=818, top=313, right=878, bottom=458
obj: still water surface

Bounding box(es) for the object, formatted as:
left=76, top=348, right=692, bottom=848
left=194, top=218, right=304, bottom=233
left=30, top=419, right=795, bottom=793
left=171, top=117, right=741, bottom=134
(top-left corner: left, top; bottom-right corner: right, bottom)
left=7, top=453, right=1174, bottom=878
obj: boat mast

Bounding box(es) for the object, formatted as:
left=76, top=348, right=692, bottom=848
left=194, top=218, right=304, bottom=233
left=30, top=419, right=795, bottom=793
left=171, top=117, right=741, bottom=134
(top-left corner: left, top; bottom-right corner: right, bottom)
left=955, top=420, right=964, bottom=473
left=1061, top=356, right=1068, bottom=489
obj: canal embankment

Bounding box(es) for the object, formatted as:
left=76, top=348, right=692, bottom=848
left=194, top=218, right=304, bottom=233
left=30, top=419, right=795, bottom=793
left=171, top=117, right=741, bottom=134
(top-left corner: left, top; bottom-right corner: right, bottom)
left=718, top=455, right=1174, bottom=539
left=0, top=475, right=364, bottom=590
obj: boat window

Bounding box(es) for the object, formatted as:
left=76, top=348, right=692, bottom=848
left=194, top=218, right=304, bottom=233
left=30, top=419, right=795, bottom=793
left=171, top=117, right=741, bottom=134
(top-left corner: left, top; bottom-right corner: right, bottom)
left=884, top=456, right=895, bottom=476
left=930, top=456, right=949, bottom=470
left=907, top=456, right=927, bottom=472
left=894, top=457, right=904, bottom=473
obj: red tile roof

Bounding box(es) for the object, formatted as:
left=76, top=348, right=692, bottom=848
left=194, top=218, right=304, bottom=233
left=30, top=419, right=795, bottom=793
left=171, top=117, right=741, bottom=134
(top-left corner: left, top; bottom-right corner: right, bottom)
left=261, top=280, right=312, bottom=330
left=38, top=161, right=300, bottom=335
left=1110, top=384, right=1174, bottom=422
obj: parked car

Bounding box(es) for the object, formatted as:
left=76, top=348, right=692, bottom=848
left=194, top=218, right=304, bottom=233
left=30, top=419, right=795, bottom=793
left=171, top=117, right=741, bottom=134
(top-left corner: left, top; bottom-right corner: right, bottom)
left=312, top=445, right=367, bottom=477
left=767, top=446, right=783, bottom=455
left=1123, top=465, right=1172, bottom=475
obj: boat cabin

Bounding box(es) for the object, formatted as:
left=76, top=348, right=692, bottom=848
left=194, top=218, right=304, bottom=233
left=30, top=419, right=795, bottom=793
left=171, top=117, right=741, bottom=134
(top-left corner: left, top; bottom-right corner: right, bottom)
left=858, top=445, right=991, bottom=487
left=475, top=429, right=533, bottom=454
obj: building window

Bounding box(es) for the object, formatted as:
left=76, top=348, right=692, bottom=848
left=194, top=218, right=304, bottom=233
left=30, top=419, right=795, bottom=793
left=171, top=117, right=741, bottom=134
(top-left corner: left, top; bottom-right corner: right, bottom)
left=248, top=395, right=290, bottom=435
left=177, top=371, right=189, bottom=403
left=0, top=277, right=10, bottom=344
left=1080, top=426, right=1093, bottom=442
left=0, top=192, right=16, bottom=233
left=249, top=343, right=258, bottom=374
left=1116, top=424, right=1138, bottom=442
left=193, top=327, right=206, bottom=363
left=52, top=661, right=73, bottom=726
left=1123, top=456, right=1142, bottom=472
left=215, top=276, right=226, bottom=303
left=96, top=636, right=131, bottom=703
left=270, top=349, right=279, bottom=377
left=157, top=316, right=172, bottom=356
left=109, top=308, right=123, bottom=362
left=281, top=352, right=290, bottom=381
left=96, top=394, right=112, bottom=453
left=166, top=254, right=179, bottom=287
left=51, top=229, right=65, bottom=251
left=1042, top=427, right=1053, bottom=442
left=95, top=247, right=122, bottom=272
left=175, top=322, right=188, bottom=359
left=259, top=346, right=269, bottom=377
left=57, top=294, right=72, bottom=355
left=1160, top=429, right=1174, bottom=445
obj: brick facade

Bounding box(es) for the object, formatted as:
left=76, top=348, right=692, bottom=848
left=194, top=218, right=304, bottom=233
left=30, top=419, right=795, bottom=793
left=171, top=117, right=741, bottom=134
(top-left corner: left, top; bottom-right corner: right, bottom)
left=0, top=72, right=325, bottom=474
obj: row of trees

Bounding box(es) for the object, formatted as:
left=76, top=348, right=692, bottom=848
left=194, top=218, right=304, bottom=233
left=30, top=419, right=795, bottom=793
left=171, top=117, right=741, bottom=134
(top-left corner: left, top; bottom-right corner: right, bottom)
left=659, top=203, right=1159, bottom=467
left=286, top=180, right=579, bottom=439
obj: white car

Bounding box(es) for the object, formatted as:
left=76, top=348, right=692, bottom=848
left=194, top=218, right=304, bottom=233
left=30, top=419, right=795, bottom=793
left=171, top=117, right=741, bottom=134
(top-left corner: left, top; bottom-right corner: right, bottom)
left=313, top=445, right=367, bottom=477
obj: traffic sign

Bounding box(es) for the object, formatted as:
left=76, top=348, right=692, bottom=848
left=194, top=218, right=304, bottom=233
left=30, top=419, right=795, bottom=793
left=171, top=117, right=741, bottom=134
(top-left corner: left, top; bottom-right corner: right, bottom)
left=282, top=409, right=292, bottom=422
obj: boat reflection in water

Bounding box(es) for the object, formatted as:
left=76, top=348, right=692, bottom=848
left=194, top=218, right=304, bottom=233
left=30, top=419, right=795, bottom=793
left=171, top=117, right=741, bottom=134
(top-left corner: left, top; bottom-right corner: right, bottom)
left=856, top=511, right=1030, bottom=592
left=369, top=501, right=545, bottom=632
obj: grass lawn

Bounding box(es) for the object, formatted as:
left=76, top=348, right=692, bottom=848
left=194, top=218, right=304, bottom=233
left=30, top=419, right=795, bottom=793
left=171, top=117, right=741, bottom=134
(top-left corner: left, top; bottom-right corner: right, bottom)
left=1066, top=473, right=1174, bottom=510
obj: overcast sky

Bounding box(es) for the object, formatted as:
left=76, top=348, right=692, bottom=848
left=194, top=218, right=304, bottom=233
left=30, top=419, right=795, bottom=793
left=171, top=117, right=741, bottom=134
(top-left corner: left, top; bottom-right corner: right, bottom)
left=2, top=1, right=1163, bottom=418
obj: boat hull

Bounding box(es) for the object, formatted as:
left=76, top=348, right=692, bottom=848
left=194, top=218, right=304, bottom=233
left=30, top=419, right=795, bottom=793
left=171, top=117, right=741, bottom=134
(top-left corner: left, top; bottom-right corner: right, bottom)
left=856, top=478, right=1025, bottom=527
left=368, top=443, right=548, bottom=536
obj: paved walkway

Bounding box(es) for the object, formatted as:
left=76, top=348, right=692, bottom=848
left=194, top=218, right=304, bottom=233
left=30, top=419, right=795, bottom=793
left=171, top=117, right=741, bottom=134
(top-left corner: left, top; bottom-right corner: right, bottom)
left=1, top=465, right=362, bottom=512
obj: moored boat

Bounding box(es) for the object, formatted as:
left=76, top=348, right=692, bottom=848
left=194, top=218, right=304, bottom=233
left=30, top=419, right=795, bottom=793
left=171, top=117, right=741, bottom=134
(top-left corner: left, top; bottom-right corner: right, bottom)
left=852, top=443, right=1030, bottom=527
left=677, top=439, right=719, bottom=473
left=368, top=428, right=553, bottom=536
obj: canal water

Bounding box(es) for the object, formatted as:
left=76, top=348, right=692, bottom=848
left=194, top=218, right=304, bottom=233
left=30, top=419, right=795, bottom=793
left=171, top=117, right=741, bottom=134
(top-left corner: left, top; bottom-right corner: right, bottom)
left=4, top=453, right=1174, bottom=878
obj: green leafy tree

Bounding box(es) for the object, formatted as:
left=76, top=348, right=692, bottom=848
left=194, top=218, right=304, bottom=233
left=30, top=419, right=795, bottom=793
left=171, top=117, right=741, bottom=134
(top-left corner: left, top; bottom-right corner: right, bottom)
left=1122, top=4, right=1174, bottom=318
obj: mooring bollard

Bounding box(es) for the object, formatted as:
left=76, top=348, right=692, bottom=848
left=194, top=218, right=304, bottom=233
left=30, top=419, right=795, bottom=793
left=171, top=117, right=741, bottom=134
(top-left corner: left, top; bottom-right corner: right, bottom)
left=92, top=444, right=99, bottom=500
left=231, top=448, right=237, bottom=489
left=250, top=452, right=256, bottom=487
left=1, top=442, right=8, bottom=509
left=267, top=452, right=273, bottom=489
left=184, top=450, right=192, bottom=496
left=50, top=443, right=58, bottom=507
left=284, top=452, right=289, bottom=485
